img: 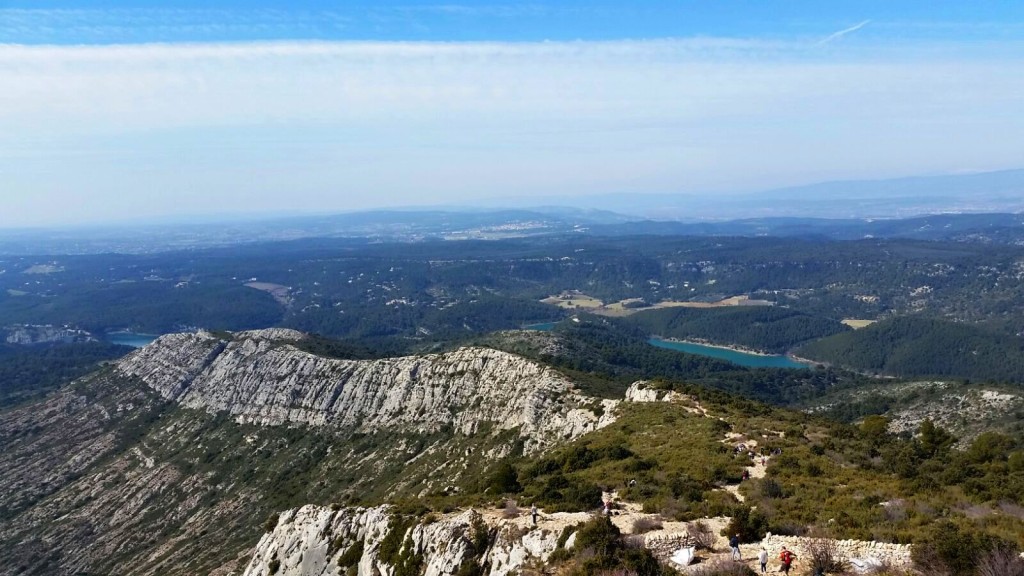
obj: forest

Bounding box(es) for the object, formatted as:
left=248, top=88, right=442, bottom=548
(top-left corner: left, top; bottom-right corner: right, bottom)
left=3, top=232, right=1024, bottom=386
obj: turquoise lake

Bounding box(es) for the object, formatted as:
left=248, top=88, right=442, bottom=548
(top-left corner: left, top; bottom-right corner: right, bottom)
left=523, top=322, right=809, bottom=369
left=648, top=338, right=809, bottom=369
left=106, top=332, right=160, bottom=348
left=523, top=322, right=558, bottom=331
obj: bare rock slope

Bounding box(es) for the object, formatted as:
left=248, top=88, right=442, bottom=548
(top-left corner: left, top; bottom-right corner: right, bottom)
left=117, top=329, right=616, bottom=453
left=0, top=329, right=614, bottom=576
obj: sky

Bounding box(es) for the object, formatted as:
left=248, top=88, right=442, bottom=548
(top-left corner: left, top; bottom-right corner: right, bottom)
left=2, top=1, right=1023, bottom=228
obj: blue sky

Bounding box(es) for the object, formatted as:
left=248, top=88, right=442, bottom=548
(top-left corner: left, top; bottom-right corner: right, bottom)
left=2, top=2, right=1023, bottom=227
left=4, top=1, right=1024, bottom=44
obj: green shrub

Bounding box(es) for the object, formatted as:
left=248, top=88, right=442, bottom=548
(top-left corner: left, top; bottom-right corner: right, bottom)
left=574, top=515, right=621, bottom=559
left=336, top=540, right=363, bottom=568
left=557, top=523, right=582, bottom=549
left=912, top=520, right=1011, bottom=576
left=378, top=516, right=415, bottom=565
left=485, top=460, right=522, bottom=494
left=758, top=478, right=786, bottom=499
left=723, top=506, right=768, bottom=542
left=263, top=513, right=279, bottom=533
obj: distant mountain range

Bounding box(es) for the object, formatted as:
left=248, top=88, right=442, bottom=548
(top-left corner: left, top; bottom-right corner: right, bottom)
left=2, top=169, right=1023, bottom=254
left=482, top=168, right=1024, bottom=220
left=588, top=212, right=1024, bottom=242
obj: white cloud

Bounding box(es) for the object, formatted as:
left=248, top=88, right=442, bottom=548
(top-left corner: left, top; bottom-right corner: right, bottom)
left=1, top=38, right=1023, bottom=227
left=818, top=20, right=871, bottom=45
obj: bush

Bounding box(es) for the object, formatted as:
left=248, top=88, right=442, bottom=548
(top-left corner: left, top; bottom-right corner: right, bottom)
left=977, top=545, right=1024, bottom=576
left=912, top=520, right=1010, bottom=576
left=336, top=540, right=364, bottom=568
left=555, top=515, right=676, bottom=576
left=541, top=477, right=603, bottom=512
left=574, top=515, right=622, bottom=559
left=631, top=516, right=664, bottom=534
left=803, top=537, right=847, bottom=574
left=501, top=499, right=521, bottom=519
left=722, top=506, right=768, bottom=543
left=758, top=478, right=786, bottom=499
left=486, top=460, right=522, bottom=494
left=687, top=520, right=716, bottom=551
left=264, top=512, right=279, bottom=533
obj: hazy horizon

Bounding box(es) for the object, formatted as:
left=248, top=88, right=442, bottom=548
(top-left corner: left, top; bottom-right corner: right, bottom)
left=3, top=1, right=1024, bottom=228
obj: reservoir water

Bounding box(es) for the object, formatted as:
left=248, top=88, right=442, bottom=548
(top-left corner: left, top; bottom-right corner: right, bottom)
left=106, top=332, right=159, bottom=348
left=648, top=338, right=809, bottom=369
left=523, top=322, right=558, bottom=331
left=522, top=322, right=809, bottom=369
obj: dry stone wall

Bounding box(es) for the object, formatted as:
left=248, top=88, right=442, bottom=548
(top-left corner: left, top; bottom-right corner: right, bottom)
left=760, top=533, right=913, bottom=572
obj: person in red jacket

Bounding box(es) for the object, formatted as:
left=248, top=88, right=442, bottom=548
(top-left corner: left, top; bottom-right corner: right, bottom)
left=778, top=547, right=796, bottom=574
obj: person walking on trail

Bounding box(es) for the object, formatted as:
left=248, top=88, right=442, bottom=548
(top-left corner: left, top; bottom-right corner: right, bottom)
left=779, top=547, right=796, bottom=574
left=729, top=534, right=741, bottom=560
left=758, top=548, right=769, bottom=573
left=530, top=504, right=538, bottom=526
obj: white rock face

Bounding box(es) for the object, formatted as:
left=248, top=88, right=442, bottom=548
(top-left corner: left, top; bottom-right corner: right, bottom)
left=244, top=505, right=565, bottom=576
left=624, top=381, right=684, bottom=403
left=116, top=329, right=617, bottom=453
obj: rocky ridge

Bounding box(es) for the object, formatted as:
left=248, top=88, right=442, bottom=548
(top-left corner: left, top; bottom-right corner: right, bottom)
left=116, top=329, right=616, bottom=454
left=0, top=329, right=620, bottom=575
left=805, top=378, right=1024, bottom=445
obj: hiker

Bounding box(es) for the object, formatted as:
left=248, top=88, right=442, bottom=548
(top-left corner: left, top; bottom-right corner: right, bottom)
left=531, top=504, right=538, bottom=526
left=779, top=547, right=796, bottom=574
left=758, top=548, right=769, bottom=573
left=742, top=469, right=750, bottom=481
left=603, top=500, right=612, bottom=516
left=729, top=534, right=741, bottom=560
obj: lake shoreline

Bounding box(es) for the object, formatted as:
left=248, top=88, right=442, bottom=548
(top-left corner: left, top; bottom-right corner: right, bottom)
left=105, top=331, right=160, bottom=348
left=649, top=336, right=811, bottom=369
left=652, top=335, right=776, bottom=357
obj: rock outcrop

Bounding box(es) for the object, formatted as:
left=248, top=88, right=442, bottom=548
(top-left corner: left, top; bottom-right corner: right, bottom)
left=116, top=329, right=617, bottom=454
left=244, top=505, right=571, bottom=576
left=2, top=324, right=94, bottom=345
left=244, top=505, right=915, bottom=576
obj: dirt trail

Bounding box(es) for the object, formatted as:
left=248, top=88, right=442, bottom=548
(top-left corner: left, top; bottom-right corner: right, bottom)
left=718, top=434, right=770, bottom=503
left=476, top=390, right=799, bottom=571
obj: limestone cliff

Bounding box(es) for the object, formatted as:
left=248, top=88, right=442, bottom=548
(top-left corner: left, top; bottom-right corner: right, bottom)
left=245, top=504, right=914, bottom=576
left=243, top=505, right=563, bottom=576
left=0, top=329, right=618, bottom=576
left=116, top=329, right=617, bottom=454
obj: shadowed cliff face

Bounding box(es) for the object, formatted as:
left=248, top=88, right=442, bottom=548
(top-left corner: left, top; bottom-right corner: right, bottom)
left=0, top=330, right=614, bottom=576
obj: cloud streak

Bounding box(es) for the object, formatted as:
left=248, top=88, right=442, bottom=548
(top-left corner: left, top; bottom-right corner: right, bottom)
left=818, top=19, right=871, bottom=45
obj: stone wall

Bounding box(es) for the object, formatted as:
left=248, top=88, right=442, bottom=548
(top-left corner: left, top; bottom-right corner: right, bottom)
left=759, top=533, right=912, bottom=571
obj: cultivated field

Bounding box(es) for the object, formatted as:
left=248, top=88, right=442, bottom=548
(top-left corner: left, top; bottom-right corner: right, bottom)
left=841, top=318, right=876, bottom=329
left=541, top=292, right=772, bottom=317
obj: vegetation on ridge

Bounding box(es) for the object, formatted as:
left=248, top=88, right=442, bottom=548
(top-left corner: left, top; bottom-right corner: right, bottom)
left=797, top=315, right=1024, bottom=383
left=467, top=383, right=1024, bottom=551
